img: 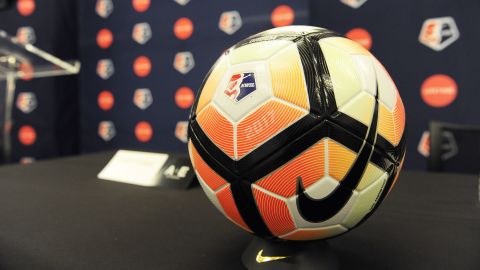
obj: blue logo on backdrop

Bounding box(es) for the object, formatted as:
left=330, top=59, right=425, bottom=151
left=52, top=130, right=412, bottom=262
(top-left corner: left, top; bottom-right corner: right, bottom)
left=224, top=72, right=257, bottom=102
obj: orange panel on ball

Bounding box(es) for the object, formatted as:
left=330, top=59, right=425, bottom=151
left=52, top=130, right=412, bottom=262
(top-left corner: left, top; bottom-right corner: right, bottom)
left=328, top=139, right=356, bottom=181
left=393, top=91, right=406, bottom=146
left=189, top=141, right=228, bottom=191
left=378, top=92, right=405, bottom=147
left=281, top=226, right=346, bottom=241
left=377, top=103, right=395, bottom=146
left=255, top=139, right=325, bottom=198
left=236, top=100, right=305, bottom=159
left=196, top=105, right=235, bottom=159
left=216, top=185, right=252, bottom=233
left=253, top=187, right=296, bottom=237
left=269, top=45, right=309, bottom=110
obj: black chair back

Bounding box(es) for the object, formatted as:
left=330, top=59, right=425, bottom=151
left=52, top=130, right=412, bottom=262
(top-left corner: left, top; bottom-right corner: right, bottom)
left=428, top=121, right=480, bottom=174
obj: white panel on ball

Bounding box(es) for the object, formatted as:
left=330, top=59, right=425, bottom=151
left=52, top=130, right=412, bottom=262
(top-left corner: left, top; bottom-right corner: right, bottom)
left=373, top=58, right=397, bottom=110
left=342, top=174, right=388, bottom=228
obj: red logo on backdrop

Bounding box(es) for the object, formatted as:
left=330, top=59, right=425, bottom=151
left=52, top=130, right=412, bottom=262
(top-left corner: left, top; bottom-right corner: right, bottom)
left=346, top=28, right=372, bottom=50
left=18, top=125, right=36, bottom=146
left=16, top=92, right=37, bottom=114
left=135, top=121, right=153, bottom=142
left=96, top=0, right=113, bottom=18
left=97, top=28, right=113, bottom=49
left=16, top=27, right=36, bottom=44
left=133, top=56, right=151, bottom=77
left=132, top=22, right=152, bottom=44
left=175, top=87, right=194, bottom=109
left=421, top=74, right=457, bottom=108
left=132, top=0, right=150, bottom=12
left=174, top=17, right=194, bottom=40
left=417, top=131, right=430, bottom=157
left=98, top=121, right=116, bottom=141
left=17, top=0, right=35, bottom=16
left=98, top=90, right=114, bottom=111
left=219, top=11, right=242, bottom=35
left=174, top=52, right=195, bottom=74
left=271, top=5, right=295, bottom=27
left=97, top=59, right=114, bottom=79
left=175, top=121, right=188, bottom=143
left=419, top=17, right=459, bottom=51
left=133, top=88, right=153, bottom=110
left=20, top=62, right=34, bottom=81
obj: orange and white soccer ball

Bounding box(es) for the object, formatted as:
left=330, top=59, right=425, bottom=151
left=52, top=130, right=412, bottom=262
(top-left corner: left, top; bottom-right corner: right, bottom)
left=188, top=26, right=406, bottom=241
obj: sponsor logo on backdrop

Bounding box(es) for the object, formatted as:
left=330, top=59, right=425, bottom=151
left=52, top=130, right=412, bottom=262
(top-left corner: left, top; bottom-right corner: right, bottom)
left=421, top=74, right=457, bottom=108
left=16, top=27, right=36, bottom=44
left=18, top=125, right=36, bottom=146
left=133, top=88, right=153, bottom=110
left=174, top=0, right=190, bottom=6
left=133, top=56, right=152, bottom=77
left=174, top=52, right=195, bottom=74
left=271, top=5, right=295, bottom=27
left=174, top=17, right=193, bottom=40
left=132, top=22, right=152, bottom=44
left=132, top=0, right=150, bottom=13
left=175, top=87, right=194, bottom=109
left=419, top=17, right=459, bottom=51
left=16, top=92, right=37, bottom=114
left=340, top=0, right=367, bottom=9
left=98, top=121, right=116, bottom=141
left=175, top=121, right=188, bottom=143
left=98, top=90, right=114, bottom=111
left=19, top=157, right=35, bottom=164
left=135, top=121, right=153, bottom=142
left=97, top=59, right=115, bottom=79
left=224, top=72, right=257, bottom=102
left=97, top=28, right=113, bottom=49
left=417, top=131, right=430, bottom=157
left=219, top=11, right=242, bottom=35
left=345, top=28, right=372, bottom=50
left=17, top=0, right=35, bottom=16
left=96, top=0, right=113, bottom=18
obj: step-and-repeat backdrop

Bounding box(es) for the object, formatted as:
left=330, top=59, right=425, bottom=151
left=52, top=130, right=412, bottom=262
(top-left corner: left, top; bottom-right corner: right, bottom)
left=0, top=0, right=78, bottom=163
left=1, top=0, right=479, bottom=170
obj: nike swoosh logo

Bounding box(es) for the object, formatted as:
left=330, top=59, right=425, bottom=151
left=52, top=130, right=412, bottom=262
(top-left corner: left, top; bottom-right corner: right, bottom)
left=296, top=88, right=379, bottom=223
left=255, top=249, right=288, bottom=263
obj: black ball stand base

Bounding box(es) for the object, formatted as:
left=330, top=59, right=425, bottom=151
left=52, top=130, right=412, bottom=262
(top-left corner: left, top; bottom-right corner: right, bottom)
left=241, top=236, right=339, bottom=270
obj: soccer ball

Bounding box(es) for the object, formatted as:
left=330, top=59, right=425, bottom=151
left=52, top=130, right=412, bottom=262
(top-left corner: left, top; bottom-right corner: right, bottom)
left=188, top=26, right=406, bottom=241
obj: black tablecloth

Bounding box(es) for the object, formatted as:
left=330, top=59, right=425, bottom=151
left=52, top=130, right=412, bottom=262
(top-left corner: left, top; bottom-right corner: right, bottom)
left=0, top=152, right=478, bottom=270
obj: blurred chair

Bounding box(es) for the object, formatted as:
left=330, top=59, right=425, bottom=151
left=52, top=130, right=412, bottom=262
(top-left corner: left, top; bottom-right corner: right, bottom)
left=428, top=121, right=480, bottom=174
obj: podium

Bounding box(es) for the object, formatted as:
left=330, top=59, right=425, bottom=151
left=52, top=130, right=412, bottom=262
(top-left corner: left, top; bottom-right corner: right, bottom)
left=0, top=30, right=80, bottom=163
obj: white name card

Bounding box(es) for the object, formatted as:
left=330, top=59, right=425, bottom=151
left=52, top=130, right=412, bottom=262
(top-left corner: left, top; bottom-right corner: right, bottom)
left=98, top=150, right=169, bottom=187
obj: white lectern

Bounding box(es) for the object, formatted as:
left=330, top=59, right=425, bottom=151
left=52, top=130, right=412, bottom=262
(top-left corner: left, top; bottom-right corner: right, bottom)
left=0, top=30, right=80, bottom=163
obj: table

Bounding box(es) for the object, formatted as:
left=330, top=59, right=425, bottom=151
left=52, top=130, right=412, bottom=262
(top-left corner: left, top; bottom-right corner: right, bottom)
left=0, top=152, right=478, bottom=269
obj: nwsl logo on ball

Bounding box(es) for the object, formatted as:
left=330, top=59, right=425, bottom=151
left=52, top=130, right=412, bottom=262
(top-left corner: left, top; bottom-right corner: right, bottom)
left=224, top=72, right=257, bottom=102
